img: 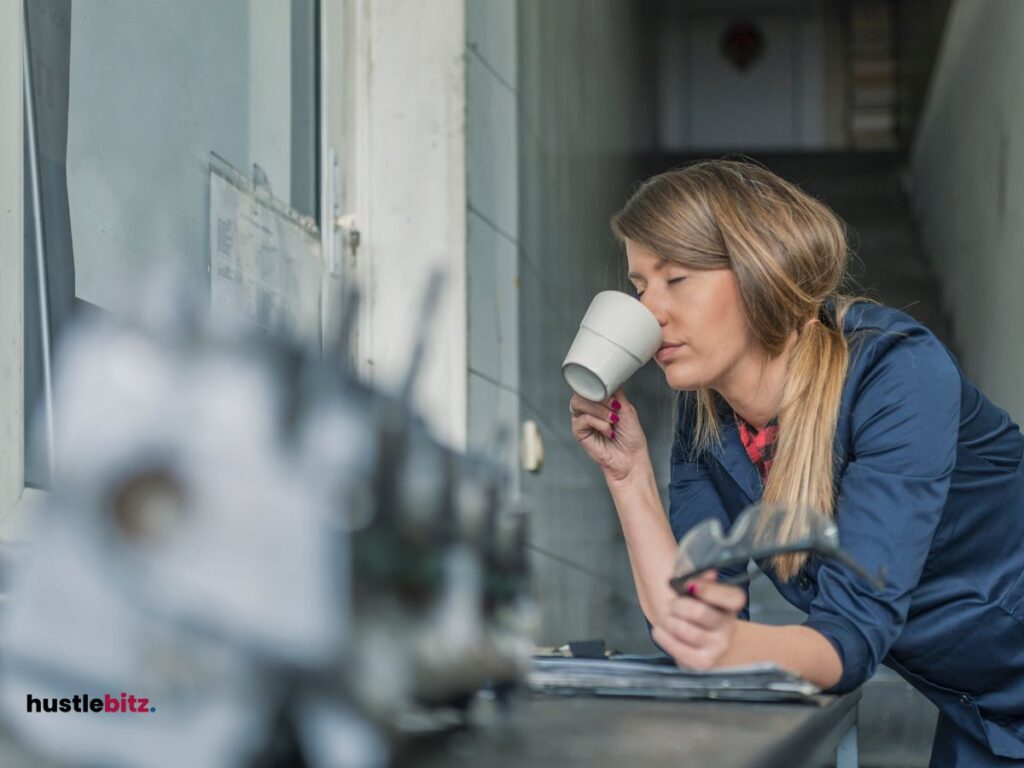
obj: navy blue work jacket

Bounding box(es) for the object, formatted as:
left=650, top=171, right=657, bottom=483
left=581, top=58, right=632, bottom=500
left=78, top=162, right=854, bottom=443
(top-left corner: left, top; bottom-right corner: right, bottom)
left=668, top=303, right=1024, bottom=760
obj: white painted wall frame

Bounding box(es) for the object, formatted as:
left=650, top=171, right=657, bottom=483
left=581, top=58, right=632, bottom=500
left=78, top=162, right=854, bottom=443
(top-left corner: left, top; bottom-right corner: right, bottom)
left=341, top=0, right=468, bottom=449
left=1, top=2, right=24, bottom=522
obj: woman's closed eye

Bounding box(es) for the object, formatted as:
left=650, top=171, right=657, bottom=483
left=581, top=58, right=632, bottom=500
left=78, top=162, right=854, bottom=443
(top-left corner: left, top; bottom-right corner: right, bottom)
left=634, top=277, right=685, bottom=300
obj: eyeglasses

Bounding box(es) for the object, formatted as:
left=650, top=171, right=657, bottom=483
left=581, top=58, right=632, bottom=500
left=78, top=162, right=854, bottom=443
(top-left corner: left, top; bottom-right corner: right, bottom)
left=669, top=502, right=885, bottom=594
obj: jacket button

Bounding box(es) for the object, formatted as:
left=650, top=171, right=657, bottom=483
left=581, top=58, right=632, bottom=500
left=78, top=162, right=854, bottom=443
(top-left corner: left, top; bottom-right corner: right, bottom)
left=959, top=694, right=971, bottom=706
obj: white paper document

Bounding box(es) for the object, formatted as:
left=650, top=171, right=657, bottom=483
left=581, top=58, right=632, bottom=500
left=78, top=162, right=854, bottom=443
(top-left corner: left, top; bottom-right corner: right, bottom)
left=529, top=655, right=820, bottom=702
left=209, top=161, right=322, bottom=347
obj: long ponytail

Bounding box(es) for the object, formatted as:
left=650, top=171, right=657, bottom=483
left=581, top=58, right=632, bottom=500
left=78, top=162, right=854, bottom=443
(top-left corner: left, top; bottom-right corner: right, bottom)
left=761, top=300, right=853, bottom=578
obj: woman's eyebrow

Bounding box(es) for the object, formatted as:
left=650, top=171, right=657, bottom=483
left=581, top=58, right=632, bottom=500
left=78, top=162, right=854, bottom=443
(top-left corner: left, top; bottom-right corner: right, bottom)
left=627, top=260, right=668, bottom=281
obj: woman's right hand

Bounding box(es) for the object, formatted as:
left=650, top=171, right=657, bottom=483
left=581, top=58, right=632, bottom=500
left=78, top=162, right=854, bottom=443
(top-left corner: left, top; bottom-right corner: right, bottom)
left=569, top=387, right=649, bottom=484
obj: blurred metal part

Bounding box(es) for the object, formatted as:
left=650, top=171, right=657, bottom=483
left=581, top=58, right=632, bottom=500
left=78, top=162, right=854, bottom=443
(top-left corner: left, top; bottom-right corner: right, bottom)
left=519, top=420, right=544, bottom=473
left=0, top=278, right=531, bottom=767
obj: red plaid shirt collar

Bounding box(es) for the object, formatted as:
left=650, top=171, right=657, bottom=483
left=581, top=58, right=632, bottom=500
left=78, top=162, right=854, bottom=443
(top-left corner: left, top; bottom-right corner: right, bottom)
left=735, top=412, right=779, bottom=481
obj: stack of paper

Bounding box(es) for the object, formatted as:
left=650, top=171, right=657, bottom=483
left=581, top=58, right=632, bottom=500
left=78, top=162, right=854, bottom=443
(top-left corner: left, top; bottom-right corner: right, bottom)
left=528, top=655, right=820, bottom=703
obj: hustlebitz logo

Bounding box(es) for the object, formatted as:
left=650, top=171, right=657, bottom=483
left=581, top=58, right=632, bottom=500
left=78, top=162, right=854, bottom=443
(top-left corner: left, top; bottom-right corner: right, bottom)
left=26, top=693, right=156, bottom=714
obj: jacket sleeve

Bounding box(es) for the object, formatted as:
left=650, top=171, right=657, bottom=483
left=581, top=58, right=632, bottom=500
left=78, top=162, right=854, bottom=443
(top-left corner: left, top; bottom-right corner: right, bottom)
left=804, top=329, right=959, bottom=692
left=668, top=396, right=750, bottom=619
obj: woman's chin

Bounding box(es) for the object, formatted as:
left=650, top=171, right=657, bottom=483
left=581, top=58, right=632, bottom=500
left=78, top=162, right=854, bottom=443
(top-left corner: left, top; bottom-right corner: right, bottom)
left=662, top=364, right=701, bottom=391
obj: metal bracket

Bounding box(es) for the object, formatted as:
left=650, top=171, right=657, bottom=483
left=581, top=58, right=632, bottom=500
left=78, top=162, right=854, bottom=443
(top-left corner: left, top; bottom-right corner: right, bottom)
left=327, top=149, right=361, bottom=277
left=335, top=213, right=361, bottom=255
left=520, top=421, right=544, bottom=473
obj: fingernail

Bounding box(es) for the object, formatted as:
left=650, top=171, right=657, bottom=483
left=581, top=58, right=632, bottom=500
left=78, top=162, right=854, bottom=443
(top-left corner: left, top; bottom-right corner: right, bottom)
left=687, top=584, right=698, bottom=596
left=609, top=431, right=616, bottom=440
left=611, top=400, right=622, bottom=411
left=609, top=412, right=620, bottom=423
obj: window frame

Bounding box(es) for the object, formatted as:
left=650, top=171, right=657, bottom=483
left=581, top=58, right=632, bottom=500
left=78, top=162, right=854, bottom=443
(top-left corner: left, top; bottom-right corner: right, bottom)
left=0, top=3, right=24, bottom=532
left=6, top=1, right=349, bottom=534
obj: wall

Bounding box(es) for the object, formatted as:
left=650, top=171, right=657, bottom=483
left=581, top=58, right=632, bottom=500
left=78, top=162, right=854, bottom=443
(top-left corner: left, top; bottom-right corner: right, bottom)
left=0, top=0, right=23, bottom=515
left=346, top=0, right=468, bottom=448
left=376, top=0, right=667, bottom=646
left=515, top=0, right=665, bottom=650
left=465, top=0, right=520, bottom=480
left=911, top=0, right=1024, bottom=423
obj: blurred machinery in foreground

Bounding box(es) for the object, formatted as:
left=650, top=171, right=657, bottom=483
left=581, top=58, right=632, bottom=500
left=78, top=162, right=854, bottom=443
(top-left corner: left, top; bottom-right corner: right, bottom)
left=0, top=283, right=532, bottom=768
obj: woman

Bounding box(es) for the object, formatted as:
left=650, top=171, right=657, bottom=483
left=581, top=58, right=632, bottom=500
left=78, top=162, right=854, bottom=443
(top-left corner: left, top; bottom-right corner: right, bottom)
left=569, top=159, right=1024, bottom=767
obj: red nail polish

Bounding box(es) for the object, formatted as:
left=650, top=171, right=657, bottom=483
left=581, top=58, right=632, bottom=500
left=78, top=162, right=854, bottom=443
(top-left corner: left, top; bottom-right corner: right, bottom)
left=687, top=584, right=698, bottom=596
left=611, top=400, right=622, bottom=411
left=609, top=431, right=616, bottom=440
left=609, top=412, right=620, bottom=423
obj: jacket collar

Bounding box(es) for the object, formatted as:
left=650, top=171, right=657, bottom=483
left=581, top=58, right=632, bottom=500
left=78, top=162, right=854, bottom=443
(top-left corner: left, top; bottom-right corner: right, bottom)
left=707, top=396, right=764, bottom=502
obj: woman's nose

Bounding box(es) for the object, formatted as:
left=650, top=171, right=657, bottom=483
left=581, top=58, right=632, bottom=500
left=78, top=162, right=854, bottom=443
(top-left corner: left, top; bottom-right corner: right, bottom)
left=642, top=292, right=670, bottom=327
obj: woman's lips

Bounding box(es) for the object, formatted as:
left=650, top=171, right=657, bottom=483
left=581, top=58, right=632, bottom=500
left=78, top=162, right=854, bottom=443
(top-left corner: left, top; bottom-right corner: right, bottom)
left=656, top=343, right=683, bottom=362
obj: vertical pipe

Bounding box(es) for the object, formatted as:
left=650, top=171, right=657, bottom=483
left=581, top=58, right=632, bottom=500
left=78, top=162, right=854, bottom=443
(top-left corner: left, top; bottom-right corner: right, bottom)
left=22, top=10, right=56, bottom=481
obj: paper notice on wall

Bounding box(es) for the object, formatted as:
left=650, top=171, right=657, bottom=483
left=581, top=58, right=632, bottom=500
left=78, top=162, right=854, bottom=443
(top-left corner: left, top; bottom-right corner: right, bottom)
left=209, top=158, right=322, bottom=348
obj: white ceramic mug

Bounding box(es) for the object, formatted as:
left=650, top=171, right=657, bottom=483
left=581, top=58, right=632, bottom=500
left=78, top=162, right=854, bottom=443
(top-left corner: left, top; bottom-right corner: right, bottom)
left=562, top=291, right=662, bottom=402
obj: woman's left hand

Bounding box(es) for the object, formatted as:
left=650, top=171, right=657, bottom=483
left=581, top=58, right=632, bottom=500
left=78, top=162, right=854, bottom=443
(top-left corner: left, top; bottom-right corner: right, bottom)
left=651, top=570, right=748, bottom=671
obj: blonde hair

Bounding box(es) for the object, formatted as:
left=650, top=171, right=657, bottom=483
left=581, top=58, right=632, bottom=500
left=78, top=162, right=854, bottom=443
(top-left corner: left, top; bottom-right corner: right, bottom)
left=611, top=159, right=858, bottom=580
